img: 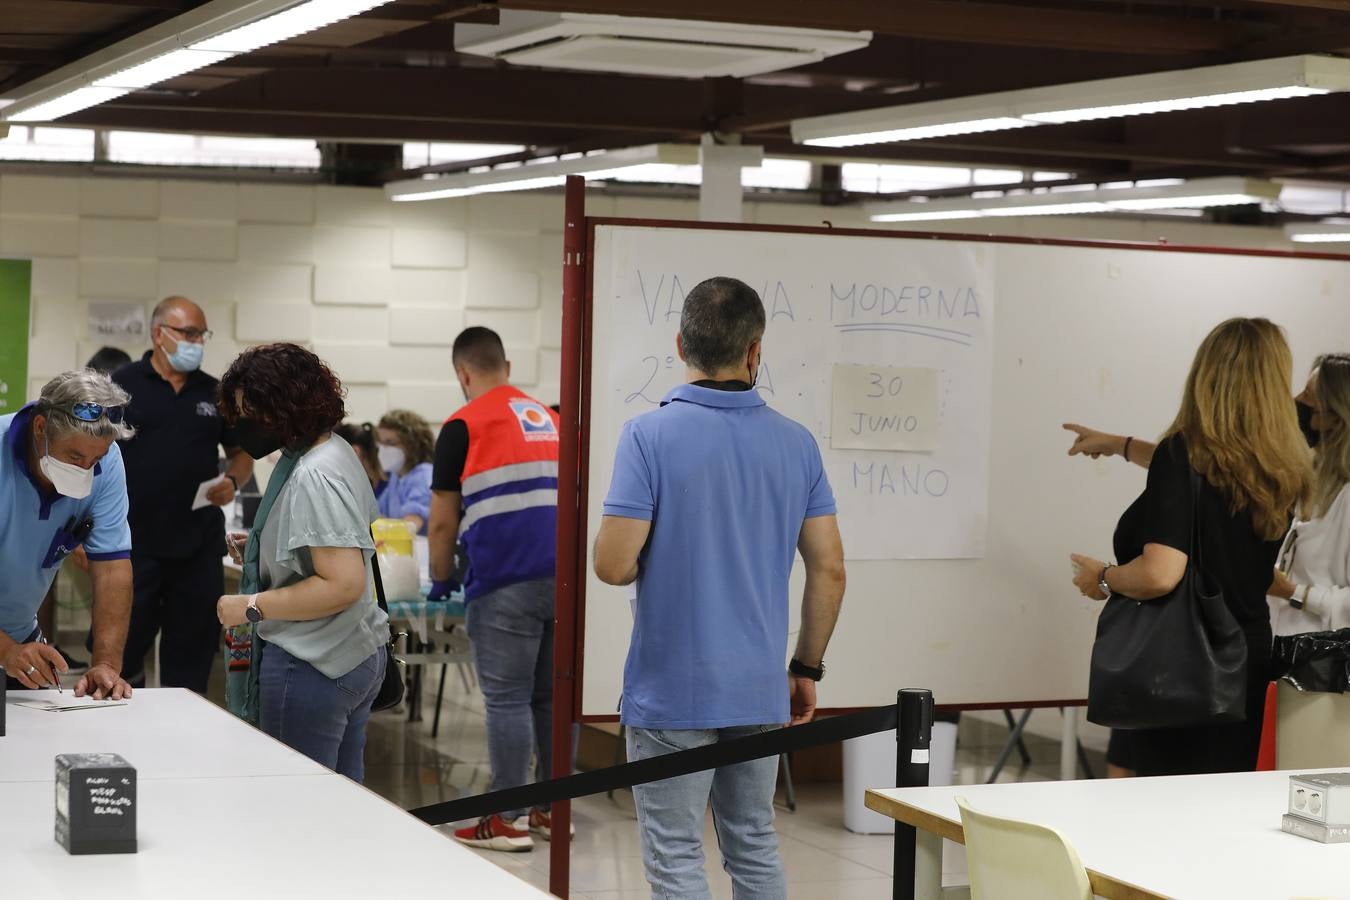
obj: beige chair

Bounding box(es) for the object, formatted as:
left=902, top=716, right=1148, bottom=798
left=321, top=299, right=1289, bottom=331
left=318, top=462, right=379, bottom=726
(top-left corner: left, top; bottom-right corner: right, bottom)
left=1276, top=680, right=1350, bottom=769
left=956, top=796, right=1092, bottom=900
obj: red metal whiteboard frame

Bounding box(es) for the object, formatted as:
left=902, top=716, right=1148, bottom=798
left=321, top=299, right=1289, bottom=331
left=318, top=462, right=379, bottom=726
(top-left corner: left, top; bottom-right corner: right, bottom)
left=564, top=212, right=1350, bottom=720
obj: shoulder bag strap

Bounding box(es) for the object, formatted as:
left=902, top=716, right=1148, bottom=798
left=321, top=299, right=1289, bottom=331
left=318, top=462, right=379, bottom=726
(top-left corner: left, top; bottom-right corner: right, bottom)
left=370, top=550, right=390, bottom=614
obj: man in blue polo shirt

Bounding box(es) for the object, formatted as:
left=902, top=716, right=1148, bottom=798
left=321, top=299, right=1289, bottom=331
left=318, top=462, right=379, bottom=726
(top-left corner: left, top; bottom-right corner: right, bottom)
left=595, top=276, right=847, bottom=900
left=1, top=370, right=136, bottom=700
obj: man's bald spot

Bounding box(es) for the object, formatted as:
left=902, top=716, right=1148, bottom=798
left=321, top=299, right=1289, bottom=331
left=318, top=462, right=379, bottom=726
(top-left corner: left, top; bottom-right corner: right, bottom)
left=153, top=295, right=206, bottom=329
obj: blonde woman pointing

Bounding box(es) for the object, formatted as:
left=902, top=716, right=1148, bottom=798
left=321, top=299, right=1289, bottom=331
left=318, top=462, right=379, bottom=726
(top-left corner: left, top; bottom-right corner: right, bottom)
left=1069, top=318, right=1310, bottom=776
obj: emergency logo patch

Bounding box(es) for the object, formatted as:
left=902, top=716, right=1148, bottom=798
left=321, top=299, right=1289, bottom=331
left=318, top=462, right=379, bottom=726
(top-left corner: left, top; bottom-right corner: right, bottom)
left=509, top=399, right=558, bottom=442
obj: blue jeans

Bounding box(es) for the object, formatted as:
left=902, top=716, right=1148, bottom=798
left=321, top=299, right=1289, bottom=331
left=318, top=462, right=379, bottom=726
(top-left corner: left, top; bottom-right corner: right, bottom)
left=627, top=725, right=786, bottom=900
left=260, top=643, right=384, bottom=783
left=465, top=578, right=554, bottom=820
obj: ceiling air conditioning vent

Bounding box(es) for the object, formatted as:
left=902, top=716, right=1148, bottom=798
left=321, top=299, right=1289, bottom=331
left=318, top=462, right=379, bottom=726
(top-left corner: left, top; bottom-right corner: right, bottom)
left=455, top=12, right=872, bottom=79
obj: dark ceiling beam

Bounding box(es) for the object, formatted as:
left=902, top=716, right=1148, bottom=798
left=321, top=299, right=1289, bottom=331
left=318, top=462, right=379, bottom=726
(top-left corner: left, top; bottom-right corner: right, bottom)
left=1229, top=32, right=1350, bottom=57
left=497, top=0, right=1252, bottom=54
left=52, top=0, right=193, bottom=8
left=776, top=38, right=1187, bottom=91
left=917, top=135, right=1300, bottom=171
left=0, top=49, right=64, bottom=64
left=63, top=104, right=663, bottom=147
left=752, top=138, right=1113, bottom=175
left=98, top=66, right=745, bottom=134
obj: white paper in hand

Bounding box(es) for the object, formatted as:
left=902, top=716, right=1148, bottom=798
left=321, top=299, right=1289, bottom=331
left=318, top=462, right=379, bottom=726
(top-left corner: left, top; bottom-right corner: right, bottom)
left=192, top=475, right=227, bottom=510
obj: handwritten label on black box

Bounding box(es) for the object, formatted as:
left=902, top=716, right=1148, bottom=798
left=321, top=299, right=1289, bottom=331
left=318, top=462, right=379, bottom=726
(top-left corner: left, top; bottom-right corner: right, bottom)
left=55, top=753, right=137, bottom=854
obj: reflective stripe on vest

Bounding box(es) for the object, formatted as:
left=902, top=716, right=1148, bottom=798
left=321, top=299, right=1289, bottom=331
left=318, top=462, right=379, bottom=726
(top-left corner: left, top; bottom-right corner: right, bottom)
left=462, top=460, right=559, bottom=498
left=448, top=385, right=559, bottom=598
left=462, top=487, right=558, bottom=532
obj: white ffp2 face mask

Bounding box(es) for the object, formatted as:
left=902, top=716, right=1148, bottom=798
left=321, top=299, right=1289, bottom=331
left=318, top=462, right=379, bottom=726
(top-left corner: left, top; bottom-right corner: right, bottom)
left=39, top=433, right=95, bottom=499
left=378, top=444, right=406, bottom=474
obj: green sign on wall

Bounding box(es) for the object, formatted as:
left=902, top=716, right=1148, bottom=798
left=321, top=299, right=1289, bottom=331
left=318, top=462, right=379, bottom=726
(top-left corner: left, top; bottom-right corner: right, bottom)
left=0, top=259, right=33, bottom=415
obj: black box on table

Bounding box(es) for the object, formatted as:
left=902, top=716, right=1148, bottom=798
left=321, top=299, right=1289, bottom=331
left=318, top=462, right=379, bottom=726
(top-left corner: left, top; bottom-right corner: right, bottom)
left=55, top=753, right=137, bottom=854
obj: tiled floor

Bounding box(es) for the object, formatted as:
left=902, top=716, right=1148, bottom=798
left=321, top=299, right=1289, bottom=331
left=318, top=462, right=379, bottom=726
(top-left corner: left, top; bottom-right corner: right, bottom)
left=363, top=674, right=1102, bottom=899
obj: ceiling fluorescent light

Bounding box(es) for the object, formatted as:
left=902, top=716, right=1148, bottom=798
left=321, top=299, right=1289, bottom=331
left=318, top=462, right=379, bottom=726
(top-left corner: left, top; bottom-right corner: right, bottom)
left=1018, top=56, right=1350, bottom=124
left=867, top=177, right=1278, bottom=223
left=791, top=55, right=1350, bottom=148
left=2, top=0, right=394, bottom=123
left=385, top=144, right=700, bottom=202
left=193, top=0, right=393, bottom=53
left=792, top=93, right=1037, bottom=147
left=981, top=200, right=1111, bottom=217
left=5, top=87, right=130, bottom=123
left=94, top=48, right=232, bottom=89
left=1286, top=222, right=1350, bottom=243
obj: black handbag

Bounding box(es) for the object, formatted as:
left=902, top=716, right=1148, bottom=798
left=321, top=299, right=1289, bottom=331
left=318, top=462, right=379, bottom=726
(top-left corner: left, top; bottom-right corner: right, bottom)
left=369, top=553, right=406, bottom=712
left=1087, top=470, right=1248, bottom=730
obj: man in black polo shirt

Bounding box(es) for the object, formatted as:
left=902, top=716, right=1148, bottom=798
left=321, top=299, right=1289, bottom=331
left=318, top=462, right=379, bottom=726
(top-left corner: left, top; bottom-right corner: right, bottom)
left=112, top=296, right=252, bottom=693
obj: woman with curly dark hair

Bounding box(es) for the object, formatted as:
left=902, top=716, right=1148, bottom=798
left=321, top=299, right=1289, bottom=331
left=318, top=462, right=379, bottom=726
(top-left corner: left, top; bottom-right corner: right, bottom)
left=375, top=409, right=435, bottom=535
left=215, top=343, right=389, bottom=782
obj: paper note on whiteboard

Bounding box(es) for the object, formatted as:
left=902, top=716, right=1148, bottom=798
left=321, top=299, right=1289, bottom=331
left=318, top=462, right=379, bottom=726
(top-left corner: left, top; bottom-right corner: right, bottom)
left=830, top=364, right=939, bottom=452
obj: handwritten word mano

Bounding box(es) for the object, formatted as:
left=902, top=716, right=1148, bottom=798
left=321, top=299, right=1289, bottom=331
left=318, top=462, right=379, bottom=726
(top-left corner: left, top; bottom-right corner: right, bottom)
left=852, top=462, right=950, bottom=497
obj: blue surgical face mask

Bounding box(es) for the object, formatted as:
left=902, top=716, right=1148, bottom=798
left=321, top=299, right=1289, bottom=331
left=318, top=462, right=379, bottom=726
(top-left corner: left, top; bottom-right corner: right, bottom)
left=163, top=335, right=204, bottom=373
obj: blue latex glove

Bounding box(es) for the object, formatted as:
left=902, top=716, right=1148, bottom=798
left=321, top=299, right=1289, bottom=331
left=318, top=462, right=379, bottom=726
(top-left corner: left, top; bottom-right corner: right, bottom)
left=427, top=578, right=459, bottom=602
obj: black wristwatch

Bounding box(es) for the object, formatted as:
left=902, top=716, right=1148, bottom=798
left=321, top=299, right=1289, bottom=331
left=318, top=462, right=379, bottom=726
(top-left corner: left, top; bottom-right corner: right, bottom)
left=789, top=657, right=825, bottom=682
left=226, top=474, right=239, bottom=491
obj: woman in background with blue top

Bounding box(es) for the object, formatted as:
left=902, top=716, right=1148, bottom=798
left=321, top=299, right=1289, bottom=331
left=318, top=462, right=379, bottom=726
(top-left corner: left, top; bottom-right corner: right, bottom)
left=376, top=409, right=435, bottom=535
left=215, top=343, right=389, bottom=783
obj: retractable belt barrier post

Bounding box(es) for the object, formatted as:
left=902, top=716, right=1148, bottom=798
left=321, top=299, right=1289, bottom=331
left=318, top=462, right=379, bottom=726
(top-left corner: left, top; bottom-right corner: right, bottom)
left=894, top=689, right=935, bottom=900
left=409, top=702, right=903, bottom=827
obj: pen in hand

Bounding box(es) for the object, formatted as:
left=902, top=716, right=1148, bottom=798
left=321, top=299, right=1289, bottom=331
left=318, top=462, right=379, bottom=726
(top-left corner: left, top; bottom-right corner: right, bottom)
left=39, top=635, right=64, bottom=694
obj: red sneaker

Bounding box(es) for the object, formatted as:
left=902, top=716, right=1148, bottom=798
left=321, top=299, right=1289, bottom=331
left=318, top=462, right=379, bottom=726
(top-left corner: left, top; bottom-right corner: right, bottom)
left=453, top=814, right=533, bottom=852
left=527, top=808, right=575, bottom=841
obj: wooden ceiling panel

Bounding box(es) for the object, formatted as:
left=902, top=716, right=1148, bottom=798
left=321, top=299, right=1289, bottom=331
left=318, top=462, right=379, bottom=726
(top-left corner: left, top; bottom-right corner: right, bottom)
left=4, top=0, right=1350, bottom=186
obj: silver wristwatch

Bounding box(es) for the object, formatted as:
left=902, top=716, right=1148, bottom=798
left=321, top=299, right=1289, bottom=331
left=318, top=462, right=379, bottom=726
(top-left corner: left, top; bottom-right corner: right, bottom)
left=1098, top=564, right=1114, bottom=599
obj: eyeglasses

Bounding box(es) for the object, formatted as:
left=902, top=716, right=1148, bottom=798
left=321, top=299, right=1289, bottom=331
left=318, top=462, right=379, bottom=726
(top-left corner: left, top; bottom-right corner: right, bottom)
left=71, top=402, right=126, bottom=424
left=161, top=324, right=213, bottom=342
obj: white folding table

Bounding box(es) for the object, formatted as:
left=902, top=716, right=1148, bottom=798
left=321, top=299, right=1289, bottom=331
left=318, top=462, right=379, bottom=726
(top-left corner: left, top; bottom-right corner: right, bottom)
left=0, top=688, right=319, bottom=782
left=868, top=769, right=1350, bottom=899
left=1, top=689, right=549, bottom=898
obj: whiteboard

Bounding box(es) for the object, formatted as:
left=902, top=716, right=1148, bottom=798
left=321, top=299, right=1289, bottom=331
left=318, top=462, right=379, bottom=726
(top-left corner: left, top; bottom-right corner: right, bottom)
left=582, top=222, right=1350, bottom=715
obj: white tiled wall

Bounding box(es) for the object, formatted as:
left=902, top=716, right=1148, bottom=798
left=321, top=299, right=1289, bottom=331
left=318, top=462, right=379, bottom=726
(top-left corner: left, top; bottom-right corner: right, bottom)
left=3, top=175, right=564, bottom=425
left=4, top=172, right=1295, bottom=427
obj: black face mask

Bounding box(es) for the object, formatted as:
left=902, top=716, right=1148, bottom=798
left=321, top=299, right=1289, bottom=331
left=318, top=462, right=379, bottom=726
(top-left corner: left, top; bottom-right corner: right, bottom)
left=234, top=417, right=285, bottom=460
left=1296, top=400, right=1321, bottom=449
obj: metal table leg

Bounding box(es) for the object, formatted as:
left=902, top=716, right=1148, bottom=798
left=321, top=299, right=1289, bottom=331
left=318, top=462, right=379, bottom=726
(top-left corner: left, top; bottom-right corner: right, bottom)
left=986, top=709, right=1033, bottom=783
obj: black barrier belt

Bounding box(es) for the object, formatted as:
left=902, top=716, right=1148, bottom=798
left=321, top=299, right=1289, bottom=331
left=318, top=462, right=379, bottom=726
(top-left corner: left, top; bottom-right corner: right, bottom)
left=409, top=704, right=898, bottom=825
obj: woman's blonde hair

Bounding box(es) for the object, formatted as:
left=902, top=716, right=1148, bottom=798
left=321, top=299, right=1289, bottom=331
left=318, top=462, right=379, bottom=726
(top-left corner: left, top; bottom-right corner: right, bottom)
left=1165, top=317, right=1310, bottom=541
left=1312, top=353, right=1350, bottom=518
left=378, top=409, right=435, bottom=467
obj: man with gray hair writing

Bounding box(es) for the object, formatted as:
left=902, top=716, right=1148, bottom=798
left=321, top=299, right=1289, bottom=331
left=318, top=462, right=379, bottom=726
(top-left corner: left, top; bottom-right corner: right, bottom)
left=1, top=370, right=136, bottom=699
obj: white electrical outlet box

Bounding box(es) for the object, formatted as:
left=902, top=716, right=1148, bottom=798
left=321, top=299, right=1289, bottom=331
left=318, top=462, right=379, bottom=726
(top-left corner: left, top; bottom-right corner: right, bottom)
left=1288, top=773, right=1350, bottom=825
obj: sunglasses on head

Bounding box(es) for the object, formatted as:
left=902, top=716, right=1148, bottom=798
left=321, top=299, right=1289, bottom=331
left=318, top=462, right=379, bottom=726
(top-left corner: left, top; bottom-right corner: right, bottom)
left=70, top=402, right=126, bottom=424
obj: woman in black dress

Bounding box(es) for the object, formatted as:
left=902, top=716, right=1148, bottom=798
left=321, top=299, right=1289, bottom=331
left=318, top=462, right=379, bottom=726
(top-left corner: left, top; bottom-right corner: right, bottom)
left=1071, top=318, right=1311, bottom=776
